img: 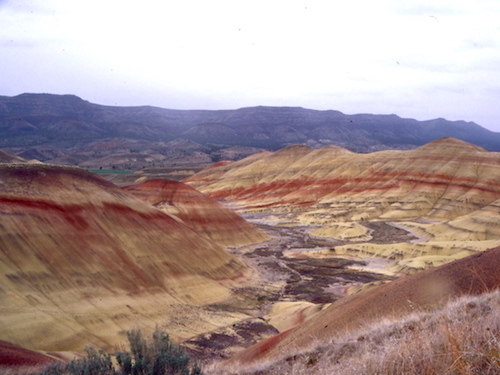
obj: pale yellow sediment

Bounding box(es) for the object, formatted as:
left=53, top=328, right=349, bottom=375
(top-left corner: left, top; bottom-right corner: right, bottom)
left=309, top=222, right=372, bottom=241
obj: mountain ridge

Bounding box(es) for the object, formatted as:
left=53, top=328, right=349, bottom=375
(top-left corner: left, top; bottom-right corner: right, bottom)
left=1, top=93, right=499, bottom=171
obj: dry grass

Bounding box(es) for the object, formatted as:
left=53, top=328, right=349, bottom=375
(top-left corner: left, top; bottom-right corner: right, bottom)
left=6, top=291, right=499, bottom=374
left=211, top=289, right=500, bottom=374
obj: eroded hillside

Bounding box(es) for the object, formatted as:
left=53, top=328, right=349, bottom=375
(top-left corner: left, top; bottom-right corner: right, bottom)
left=218, top=247, right=500, bottom=372
left=1, top=137, right=499, bottom=372
left=0, top=164, right=257, bottom=352
left=122, top=179, right=269, bottom=247
left=185, top=138, right=500, bottom=272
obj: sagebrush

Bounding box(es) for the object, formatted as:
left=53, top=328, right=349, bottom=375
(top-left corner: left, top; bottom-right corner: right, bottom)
left=40, top=329, right=202, bottom=375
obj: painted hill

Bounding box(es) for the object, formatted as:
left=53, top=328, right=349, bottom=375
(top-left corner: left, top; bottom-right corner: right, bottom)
left=0, top=164, right=252, bottom=352
left=184, top=138, right=500, bottom=222
left=224, top=247, right=500, bottom=369
left=184, top=138, right=498, bottom=216
left=122, top=179, right=269, bottom=247
left=1, top=93, right=500, bottom=171
left=184, top=138, right=500, bottom=270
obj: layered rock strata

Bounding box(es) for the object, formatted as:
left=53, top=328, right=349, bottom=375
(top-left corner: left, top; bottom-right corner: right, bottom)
left=0, top=165, right=251, bottom=351
left=122, top=179, right=269, bottom=247
left=185, top=138, right=500, bottom=270
left=185, top=138, right=499, bottom=222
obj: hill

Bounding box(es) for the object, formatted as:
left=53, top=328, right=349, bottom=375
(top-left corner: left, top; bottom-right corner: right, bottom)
left=222, top=247, right=500, bottom=371
left=184, top=138, right=499, bottom=218
left=184, top=138, right=500, bottom=272
left=0, top=340, right=58, bottom=368
left=0, top=149, right=27, bottom=164
left=1, top=93, right=499, bottom=171
left=0, top=164, right=253, bottom=351
left=122, top=179, right=269, bottom=247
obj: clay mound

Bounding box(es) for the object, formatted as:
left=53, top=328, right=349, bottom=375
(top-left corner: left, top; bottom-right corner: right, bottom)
left=0, top=149, right=26, bottom=164
left=184, top=151, right=272, bottom=194
left=416, top=136, right=488, bottom=153
left=184, top=138, right=500, bottom=221
left=0, top=340, right=57, bottom=368
left=122, top=179, right=269, bottom=247
left=227, top=247, right=500, bottom=367
left=184, top=138, right=500, bottom=268
left=0, top=164, right=251, bottom=351
left=419, top=198, right=500, bottom=241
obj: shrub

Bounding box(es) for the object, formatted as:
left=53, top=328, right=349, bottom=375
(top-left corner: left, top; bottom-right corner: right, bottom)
left=40, top=329, right=202, bottom=375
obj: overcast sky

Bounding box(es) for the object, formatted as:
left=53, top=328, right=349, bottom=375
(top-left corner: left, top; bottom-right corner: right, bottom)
left=1, top=0, right=500, bottom=132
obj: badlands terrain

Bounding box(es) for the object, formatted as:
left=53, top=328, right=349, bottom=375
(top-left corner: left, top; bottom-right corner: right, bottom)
left=0, top=162, right=267, bottom=357
left=0, top=137, right=499, bottom=373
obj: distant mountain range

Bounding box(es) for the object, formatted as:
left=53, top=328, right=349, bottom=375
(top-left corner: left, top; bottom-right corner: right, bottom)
left=1, top=93, right=499, bottom=169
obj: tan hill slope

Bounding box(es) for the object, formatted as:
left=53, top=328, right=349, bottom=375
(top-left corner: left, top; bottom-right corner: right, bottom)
left=224, top=247, right=500, bottom=370
left=122, top=179, right=269, bottom=247
left=0, top=149, right=27, bottom=164
left=185, top=138, right=500, bottom=270
left=0, top=164, right=252, bottom=352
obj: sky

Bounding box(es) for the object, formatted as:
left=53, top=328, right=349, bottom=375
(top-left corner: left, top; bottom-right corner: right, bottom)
left=1, top=0, right=500, bottom=132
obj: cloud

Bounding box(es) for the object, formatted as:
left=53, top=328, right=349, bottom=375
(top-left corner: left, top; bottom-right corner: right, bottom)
left=0, top=0, right=500, bottom=131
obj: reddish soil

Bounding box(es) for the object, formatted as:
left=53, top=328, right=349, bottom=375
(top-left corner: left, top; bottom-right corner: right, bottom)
left=0, top=340, right=57, bottom=367
left=122, top=179, right=269, bottom=247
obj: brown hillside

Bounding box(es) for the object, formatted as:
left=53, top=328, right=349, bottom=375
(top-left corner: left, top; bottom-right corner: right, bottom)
left=122, top=179, right=269, bottom=247
left=227, top=247, right=500, bottom=367
left=0, top=164, right=251, bottom=351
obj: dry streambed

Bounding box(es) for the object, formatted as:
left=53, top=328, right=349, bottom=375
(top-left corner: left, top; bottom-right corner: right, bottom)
left=184, top=215, right=417, bottom=362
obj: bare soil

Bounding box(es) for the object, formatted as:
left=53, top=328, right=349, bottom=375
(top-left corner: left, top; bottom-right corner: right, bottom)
left=238, top=222, right=400, bottom=304
left=185, top=217, right=418, bottom=361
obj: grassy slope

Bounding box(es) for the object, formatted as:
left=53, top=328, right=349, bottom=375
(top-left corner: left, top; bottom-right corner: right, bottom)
left=211, top=289, right=500, bottom=374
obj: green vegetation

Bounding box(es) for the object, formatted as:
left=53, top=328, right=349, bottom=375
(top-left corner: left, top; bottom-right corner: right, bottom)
left=40, top=329, right=202, bottom=375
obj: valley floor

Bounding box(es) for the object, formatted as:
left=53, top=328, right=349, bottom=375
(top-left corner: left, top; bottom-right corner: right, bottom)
left=183, top=213, right=420, bottom=363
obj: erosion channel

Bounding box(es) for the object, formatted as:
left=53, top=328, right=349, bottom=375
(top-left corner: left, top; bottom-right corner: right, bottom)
left=184, top=213, right=418, bottom=362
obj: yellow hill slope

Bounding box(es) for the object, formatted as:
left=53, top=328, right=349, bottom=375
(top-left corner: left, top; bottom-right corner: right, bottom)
left=185, top=138, right=500, bottom=270
left=0, top=164, right=252, bottom=351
